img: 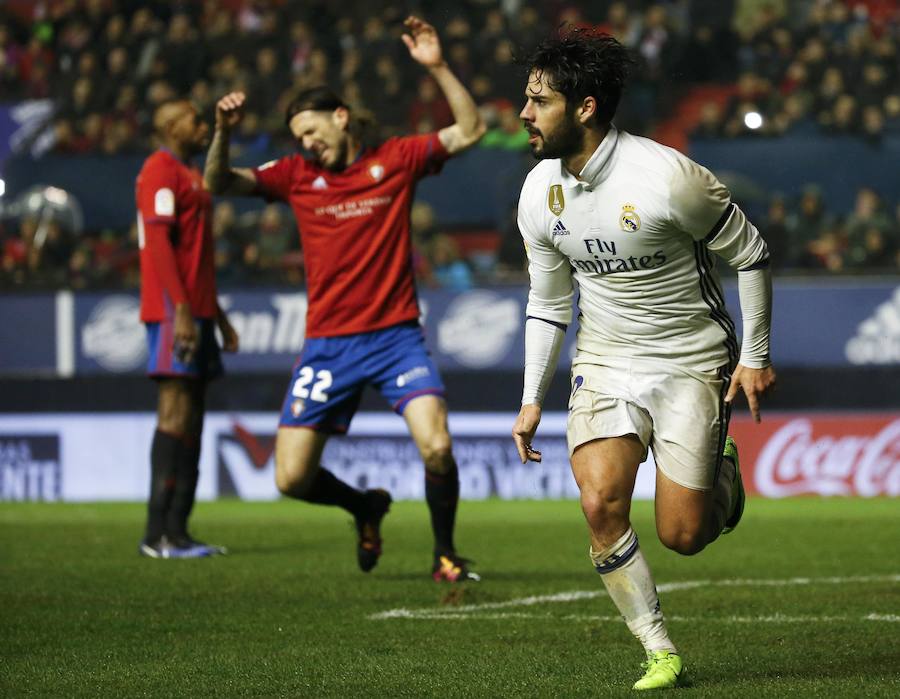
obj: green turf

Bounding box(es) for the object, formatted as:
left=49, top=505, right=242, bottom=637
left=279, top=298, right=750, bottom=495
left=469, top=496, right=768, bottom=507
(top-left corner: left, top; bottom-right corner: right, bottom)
left=1, top=498, right=898, bottom=698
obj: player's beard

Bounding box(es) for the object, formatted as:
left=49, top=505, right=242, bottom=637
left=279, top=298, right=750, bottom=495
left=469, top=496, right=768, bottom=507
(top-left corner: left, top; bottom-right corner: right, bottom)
left=527, top=116, right=584, bottom=161
left=320, top=138, right=349, bottom=171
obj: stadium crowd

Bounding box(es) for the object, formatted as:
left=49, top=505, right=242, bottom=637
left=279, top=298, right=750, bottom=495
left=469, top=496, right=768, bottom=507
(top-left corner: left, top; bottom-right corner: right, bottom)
left=0, top=0, right=898, bottom=289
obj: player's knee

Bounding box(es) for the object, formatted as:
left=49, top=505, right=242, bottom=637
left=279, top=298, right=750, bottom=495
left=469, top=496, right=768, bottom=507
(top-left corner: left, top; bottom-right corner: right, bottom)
left=658, top=525, right=706, bottom=556
left=420, top=439, right=454, bottom=474
left=274, top=465, right=295, bottom=496
left=157, top=394, right=192, bottom=434
left=157, top=412, right=190, bottom=435
left=580, top=490, right=629, bottom=535
left=275, top=458, right=313, bottom=497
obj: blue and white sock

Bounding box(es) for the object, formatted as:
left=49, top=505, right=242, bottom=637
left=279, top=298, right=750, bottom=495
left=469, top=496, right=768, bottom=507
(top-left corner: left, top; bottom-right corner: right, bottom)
left=590, top=527, right=676, bottom=654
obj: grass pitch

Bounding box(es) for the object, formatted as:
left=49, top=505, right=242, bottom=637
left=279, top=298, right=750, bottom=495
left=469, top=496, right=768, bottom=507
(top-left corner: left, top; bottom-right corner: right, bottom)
left=1, top=498, right=898, bottom=698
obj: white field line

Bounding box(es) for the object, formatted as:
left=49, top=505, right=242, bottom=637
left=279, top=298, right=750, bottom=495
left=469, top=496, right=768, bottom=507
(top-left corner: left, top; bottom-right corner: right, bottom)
left=369, top=574, right=900, bottom=621
left=373, top=612, right=900, bottom=623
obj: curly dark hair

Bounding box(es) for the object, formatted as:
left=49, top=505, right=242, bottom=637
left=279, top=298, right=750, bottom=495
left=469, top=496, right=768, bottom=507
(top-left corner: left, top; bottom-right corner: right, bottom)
left=521, top=27, right=633, bottom=125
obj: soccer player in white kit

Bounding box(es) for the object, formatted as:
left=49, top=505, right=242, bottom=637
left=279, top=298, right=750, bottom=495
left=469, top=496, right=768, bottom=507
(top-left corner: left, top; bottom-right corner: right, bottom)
left=511, top=30, right=776, bottom=690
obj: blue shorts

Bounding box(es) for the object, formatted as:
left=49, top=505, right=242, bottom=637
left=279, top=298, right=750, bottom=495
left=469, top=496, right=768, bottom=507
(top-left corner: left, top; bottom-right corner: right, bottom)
left=146, top=317, right=223, bottom=380
left=279, top=322, right=445, bottom=433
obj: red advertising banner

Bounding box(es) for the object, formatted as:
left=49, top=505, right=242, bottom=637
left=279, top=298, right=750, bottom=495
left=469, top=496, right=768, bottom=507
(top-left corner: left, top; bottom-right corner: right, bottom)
left=729, top=413, right=900, bottom=497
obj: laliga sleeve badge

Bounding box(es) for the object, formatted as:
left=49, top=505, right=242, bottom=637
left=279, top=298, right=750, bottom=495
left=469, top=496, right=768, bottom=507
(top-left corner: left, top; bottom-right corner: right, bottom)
left=620, top=203, right=641, bottom=232
left=548, top=184, right=565, bottom=215
left=154, top=188, right=175, bottom=216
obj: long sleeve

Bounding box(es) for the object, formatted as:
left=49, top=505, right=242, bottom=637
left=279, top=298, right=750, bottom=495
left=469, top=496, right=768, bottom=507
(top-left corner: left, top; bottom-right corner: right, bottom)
left=518, top=179, right=573, bottom=404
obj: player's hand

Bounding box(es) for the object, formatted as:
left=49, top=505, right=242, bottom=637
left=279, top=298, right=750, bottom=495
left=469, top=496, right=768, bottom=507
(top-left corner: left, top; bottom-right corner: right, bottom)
left=216, top=91, right=246, bottom=130
left=725, top=364, right=777, bottom=423
left=217, top=314, right=239, bottom=353
left=173, top=303, right=198, bottom=364
left=513, top=403, right=543, bottom=463
left=401, top=16, right=444, bottom=68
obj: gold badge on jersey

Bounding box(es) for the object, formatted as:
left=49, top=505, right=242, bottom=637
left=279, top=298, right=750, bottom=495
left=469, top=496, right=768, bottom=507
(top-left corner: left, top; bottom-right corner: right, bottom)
left=620, top=203, right=641, bottom=232
left=548, top=185, right=565, bottom=215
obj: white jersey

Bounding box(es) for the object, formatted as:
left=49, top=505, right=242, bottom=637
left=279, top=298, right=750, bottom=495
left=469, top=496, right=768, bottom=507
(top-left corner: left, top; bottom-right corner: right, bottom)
left=518, top=126, right=770, bottom=372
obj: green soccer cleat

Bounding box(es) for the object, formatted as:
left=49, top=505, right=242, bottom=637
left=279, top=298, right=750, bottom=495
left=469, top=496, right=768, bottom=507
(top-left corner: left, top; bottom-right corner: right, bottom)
left=633, top=650, right=684, bottom=690
left=722, top=436, right=744, bottom=534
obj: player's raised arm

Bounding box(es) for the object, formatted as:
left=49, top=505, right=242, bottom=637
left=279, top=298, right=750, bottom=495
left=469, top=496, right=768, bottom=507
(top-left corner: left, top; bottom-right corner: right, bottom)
left=401, top=15, right=485, bottom=154
left=204, top=91, right=259, bottom=196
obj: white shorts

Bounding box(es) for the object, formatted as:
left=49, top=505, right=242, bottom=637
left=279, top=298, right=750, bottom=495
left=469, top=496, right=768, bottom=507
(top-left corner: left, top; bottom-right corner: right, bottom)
left=567, top=357, right=731, bottom=491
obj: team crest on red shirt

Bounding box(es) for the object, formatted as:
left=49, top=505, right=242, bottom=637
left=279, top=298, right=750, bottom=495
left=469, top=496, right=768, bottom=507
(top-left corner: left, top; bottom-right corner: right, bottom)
left=368, top=163, right=385, bottom=182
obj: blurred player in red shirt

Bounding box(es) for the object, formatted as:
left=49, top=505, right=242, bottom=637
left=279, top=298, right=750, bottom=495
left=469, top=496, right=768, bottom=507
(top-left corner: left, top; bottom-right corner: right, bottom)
left=136, top=99, right=239, bottom=558
left=205, top=16, right=485, bottom=580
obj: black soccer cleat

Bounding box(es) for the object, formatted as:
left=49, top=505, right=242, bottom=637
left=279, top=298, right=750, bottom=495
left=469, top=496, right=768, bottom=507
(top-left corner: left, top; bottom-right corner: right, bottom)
left=355, top=488, right=392, bottom=572
left=169, top=534, right=228, bottom=556
left=432, top=552, right=481, bottom=582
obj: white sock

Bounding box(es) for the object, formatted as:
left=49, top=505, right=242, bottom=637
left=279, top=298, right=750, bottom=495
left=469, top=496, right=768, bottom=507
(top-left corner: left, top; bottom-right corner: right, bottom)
left=591, top=527, right=676, bottom=654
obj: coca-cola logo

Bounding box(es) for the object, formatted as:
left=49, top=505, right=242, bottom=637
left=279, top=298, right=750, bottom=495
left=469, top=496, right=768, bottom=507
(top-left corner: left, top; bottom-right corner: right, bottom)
left=755, top=419, right=900, bottom=497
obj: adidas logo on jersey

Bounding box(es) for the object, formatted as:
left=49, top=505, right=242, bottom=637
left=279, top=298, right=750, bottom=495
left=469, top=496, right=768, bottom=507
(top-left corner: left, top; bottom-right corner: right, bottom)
left=552, top=220, right=571, bottom=236
left=312, top=176, right=327, bottom=190
left=845, top=287, right=900, bottom=365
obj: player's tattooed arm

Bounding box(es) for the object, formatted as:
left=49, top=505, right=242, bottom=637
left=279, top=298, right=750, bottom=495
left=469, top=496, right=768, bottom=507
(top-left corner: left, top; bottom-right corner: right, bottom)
left=401, top=15, right=485, bottom=154
left=204, top=91, right=258, bottom=196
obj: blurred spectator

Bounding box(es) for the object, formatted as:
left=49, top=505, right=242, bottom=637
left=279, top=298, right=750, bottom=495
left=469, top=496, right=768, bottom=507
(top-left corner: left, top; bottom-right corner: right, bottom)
left=0, top=22, right=23, bottom=95
left=430, top=234, right=473, bottom=291
left=98, top=47, right=131, bottom=110
left=860, top=104, right=885, bottom=144
left=256, top=204, right=292, bottom=272
left=691, top=101, right=725, bottom=139
left=486, top=39, right=522, bottom=105
left=160, top=13, right=205, bottom=93
left=67, top=240, right=97, bottom=289
left=733, top=0, right=787, bottom=43
left=845, top=188, right=897, bottom=269
left=786, top=184, right=834, bottom=267
left=231, top=111, right=271, bottom=155
left=408, top=76, right=453, bottom=133
left=410, top=201, right=438, bottom=285
left=821, top=93, right=859, bottom=134
left=288, top=20, right=315, bottom=76
left=598, top=2, right=643, bottom=47
left=761, top=195, right=791, bottom=269
left=212, top=201, right=245, bottom=286
left=249, top=46, right=285, bottom=114
left=806, top=220, right=847, bottom=272
left=481, top=100, right=530, bottom=150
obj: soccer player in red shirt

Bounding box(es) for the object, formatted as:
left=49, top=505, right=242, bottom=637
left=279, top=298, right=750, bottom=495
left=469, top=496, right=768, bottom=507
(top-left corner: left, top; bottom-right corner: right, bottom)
left=204, top=16, right=485, bottom=580
left=136, top=99, right=239, bottom=558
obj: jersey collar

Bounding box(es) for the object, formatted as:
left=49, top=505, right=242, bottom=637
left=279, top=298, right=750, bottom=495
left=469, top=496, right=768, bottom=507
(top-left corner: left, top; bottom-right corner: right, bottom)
left=159, top=147, right=192, bottom=166
left=559, top=125, right=619, bottom=190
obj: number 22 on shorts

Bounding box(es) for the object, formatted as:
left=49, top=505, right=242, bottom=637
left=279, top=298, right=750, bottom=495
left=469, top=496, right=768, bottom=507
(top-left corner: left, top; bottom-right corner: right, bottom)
left=292, top=367, right=333, bottom=402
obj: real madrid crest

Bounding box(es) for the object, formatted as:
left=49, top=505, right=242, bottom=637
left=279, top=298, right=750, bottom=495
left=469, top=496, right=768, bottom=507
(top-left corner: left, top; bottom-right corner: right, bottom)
left=620, top=203, right=641, bottom=232
left=369, top=163, right=385, bottom=182
left=548, top=184, right=565, bottom=216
